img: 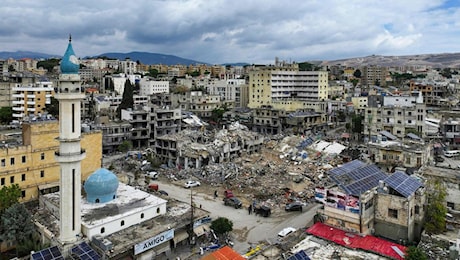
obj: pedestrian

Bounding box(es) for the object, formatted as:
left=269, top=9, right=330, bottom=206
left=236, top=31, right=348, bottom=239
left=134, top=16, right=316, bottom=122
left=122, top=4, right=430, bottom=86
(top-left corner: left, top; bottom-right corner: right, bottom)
left=248, top=204, right=252, bottom=215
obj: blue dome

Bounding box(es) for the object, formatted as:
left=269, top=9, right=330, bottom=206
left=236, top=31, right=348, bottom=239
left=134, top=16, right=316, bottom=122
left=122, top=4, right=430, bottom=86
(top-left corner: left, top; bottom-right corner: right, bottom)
left=60, top=36, right=80, bottom=74
left=84, top=168, right=119, bottom=203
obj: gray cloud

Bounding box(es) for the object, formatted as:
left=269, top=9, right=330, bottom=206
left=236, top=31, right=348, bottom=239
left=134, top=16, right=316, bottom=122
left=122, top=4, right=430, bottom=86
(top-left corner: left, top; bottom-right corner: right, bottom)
left=0, top=0, right=459, bottom=64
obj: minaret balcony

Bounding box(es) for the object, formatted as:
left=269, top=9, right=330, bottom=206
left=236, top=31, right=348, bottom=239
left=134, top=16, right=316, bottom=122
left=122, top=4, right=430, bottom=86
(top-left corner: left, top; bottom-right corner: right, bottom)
left=55, top=149, right=86, bottom=163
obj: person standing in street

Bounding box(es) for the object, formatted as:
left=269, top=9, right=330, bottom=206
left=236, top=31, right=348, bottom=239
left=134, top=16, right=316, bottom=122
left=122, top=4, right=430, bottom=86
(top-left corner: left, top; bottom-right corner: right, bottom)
left=248, top=204, right=252, bottom=214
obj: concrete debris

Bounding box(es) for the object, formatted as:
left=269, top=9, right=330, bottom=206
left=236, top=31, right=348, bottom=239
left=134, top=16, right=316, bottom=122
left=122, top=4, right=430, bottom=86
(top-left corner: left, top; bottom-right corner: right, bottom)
left=112, top=130, right=347, bottom=213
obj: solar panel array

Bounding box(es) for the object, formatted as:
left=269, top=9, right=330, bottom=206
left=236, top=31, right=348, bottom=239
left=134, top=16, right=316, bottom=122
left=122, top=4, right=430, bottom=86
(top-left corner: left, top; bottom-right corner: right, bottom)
left=71, top=242, right=101, bottom=260
left=287, top=250, right=311, bottom=260
left=328, top=159, right=366, bottom=177
left=384, top=171, right=422, bottom=198
left=297, top=137, right=315, bottom=150
left=31, top=246, right=64, bottom=260
left=329, top=160, right=388, bottom=196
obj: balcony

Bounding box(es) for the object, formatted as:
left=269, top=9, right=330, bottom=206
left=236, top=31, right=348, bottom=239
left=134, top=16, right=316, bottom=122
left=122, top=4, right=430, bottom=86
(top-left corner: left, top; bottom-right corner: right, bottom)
left=12, top=107, right=25, bottom=111
left=12, top=100, right=25, bottom=105
left=55, top=149, right=86, bottom=163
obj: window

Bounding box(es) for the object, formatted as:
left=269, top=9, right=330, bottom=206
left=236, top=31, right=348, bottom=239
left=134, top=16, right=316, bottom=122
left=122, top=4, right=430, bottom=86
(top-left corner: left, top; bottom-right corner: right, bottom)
left=388, top=208, right=398, bottom=218
left=22, top=156, right=26, bottom=163
left=157, top=208, right=160, bottom=214
left=10, top=158, right=15, bottom=165
left=41, top=153, right=45, bottom=160
left=21, top=190, right=25, bottom=198
left=1, top=177, right=4, bottom=185
left=21, top=174, right=26, bottom=181
left=121, top=220, right=125, bottom=226
left=141, top=213, right=144, bottom=219
left=447, top=202, right=455, bottom=209
left=100, top=227, right=105, bottom=234
left=40, top=170, right=45, bottom=178
left=10, top=176, right=14, bottom=183
left=1, top=159, right=4, bottom=167
left=415, top=205, right=420, bottom=215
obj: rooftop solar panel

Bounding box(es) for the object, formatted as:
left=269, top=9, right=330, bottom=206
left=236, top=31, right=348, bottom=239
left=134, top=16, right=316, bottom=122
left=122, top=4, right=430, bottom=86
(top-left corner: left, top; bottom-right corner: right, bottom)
left=287, top=250, right=311, bottom=260
left=329, top=161, right=388, bottom=196
left=71, top=242, right=101, bottom=260
left=31, top=246, right=64, bottom=260
left=384, top=171, right=422, bottom=197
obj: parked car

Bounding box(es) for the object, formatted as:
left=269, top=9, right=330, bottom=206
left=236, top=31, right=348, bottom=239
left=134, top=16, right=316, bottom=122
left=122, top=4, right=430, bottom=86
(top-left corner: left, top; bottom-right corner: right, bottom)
left=277, top=227, right=297, bottom=239
left=285, top=201, right=303, bottom=212
left=184, top=180, right=201, bottom=188
left=254, top=205, right=271, bottom=217
left=223, top=197, right=242, bottom=209
left=158, top=190, right=169, bottom=196
left=146, top=171, right=159, bottom=179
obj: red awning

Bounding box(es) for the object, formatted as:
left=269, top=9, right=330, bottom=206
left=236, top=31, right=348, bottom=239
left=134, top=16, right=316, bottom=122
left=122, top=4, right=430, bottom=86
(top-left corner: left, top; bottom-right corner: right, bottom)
left=306, top=223, right=406, bottom=260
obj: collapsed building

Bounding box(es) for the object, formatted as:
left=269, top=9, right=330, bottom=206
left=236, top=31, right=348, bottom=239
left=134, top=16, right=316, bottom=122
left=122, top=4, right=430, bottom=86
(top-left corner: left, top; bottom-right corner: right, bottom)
left=155, top=122, right=263, bottom=169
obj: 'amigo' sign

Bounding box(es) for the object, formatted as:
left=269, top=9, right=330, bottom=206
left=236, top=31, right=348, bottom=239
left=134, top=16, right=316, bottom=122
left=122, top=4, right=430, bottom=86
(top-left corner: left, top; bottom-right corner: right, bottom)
left=134, top=229, right=174, bottom=255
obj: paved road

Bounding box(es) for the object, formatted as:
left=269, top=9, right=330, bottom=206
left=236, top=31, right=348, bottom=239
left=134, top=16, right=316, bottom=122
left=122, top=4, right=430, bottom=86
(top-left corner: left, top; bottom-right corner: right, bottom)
left=153, top=179, right=321, bottom=255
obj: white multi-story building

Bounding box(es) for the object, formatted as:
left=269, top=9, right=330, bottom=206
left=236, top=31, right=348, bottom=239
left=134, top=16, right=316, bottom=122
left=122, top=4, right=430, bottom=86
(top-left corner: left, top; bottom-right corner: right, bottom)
left=11, top=80, right=54, bottom=121
left=139, top=77, right=169, bottom=96
left=248, top=59, right=328, bottom=109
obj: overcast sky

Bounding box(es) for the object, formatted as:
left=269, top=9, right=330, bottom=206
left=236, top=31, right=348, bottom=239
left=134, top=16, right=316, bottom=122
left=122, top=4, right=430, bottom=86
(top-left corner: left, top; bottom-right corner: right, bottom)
left=1, top=0, right=460, bottom=64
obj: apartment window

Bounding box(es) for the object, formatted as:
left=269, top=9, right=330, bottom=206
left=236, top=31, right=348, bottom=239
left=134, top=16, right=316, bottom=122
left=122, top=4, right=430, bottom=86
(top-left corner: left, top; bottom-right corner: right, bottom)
left=1, top=177, right=4, bottom=185
left=100, top=227, right=105, bottom=234
left=388, top=208, right=398, bottom=218
left=40, top=170, right=45, bottom=178
left=21, top=174, right=26, bottom=181
left=22, top=156, right=26, bottom=163
left=21, top=190, right=25, bottom=198
left=10, top=158, right=15, bottom=165
left=10, top=176, right=14, bottom=184
left=415, top=205, right=420, bottom=215
left=121, top=220, right=125, bottom=226
left=141, top=213, right=144, bottom=219
left=41, top=153, right=45, bottom=160
left=1, top=159, right=4, bottom=167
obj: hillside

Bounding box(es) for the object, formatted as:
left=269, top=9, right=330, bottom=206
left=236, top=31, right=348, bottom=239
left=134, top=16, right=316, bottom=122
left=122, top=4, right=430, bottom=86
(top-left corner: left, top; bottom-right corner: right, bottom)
left=319, top=53, right=460, bottom=68
left=91, top=52, right=208, bottom=66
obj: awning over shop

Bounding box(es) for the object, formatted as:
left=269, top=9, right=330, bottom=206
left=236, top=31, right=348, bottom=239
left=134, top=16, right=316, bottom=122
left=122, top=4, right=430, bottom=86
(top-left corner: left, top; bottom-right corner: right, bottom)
left=173, top=230, right=189, bottom=244
left=194, top=224, right=210, bottom=237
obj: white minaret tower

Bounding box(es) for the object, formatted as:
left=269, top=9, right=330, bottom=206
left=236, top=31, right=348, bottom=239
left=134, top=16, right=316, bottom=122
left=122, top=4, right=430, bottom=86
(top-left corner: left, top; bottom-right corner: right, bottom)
left=54, top=35, right=86, bottom=244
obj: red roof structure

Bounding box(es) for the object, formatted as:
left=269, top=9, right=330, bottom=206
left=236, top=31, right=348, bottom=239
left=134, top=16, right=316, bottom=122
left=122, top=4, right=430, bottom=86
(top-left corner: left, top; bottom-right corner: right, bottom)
left=306, top=222, right=407, bottom=260
left=200, top=246, right=245, bottom=260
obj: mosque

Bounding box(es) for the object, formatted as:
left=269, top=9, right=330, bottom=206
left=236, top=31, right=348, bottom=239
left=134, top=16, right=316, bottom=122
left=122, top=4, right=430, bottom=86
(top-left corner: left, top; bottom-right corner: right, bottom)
left=32, top=37, right=210, bottom=260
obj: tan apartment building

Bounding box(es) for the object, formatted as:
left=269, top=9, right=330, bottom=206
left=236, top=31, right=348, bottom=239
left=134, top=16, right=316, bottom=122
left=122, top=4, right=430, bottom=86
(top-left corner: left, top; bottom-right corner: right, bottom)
left=0, top=121, right=102, bottom=202
left=361, top=65, right=388, bottom=87
left=248, top=61, right=329, bottom=109
left=11, top=80, right=54, bottom=121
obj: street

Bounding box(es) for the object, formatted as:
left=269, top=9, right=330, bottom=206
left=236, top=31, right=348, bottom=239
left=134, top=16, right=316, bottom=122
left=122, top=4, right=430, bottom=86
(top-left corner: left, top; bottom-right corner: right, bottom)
left=152, top=179, right=321, bottom=255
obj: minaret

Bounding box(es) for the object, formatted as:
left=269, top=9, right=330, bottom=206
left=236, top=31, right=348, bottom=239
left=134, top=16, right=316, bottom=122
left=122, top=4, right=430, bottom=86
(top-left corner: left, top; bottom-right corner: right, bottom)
left=54, top=35, right=86, bottom=244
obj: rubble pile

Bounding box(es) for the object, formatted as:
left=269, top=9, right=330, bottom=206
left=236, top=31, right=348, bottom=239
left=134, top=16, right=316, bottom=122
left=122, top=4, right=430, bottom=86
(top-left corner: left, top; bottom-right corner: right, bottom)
left=158, top=133, right=346, bottom=208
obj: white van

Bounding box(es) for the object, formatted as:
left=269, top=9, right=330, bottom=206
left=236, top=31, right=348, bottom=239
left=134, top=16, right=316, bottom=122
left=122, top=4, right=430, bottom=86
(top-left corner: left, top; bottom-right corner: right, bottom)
left=444, top=150, right=460, bottom=157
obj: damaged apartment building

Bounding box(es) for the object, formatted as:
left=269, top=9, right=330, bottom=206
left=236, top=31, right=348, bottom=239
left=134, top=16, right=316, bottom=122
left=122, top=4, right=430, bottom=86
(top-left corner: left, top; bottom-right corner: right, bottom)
left=315, top=159, right=425, bottom=244
left=155, top=122, right=263, bottom=169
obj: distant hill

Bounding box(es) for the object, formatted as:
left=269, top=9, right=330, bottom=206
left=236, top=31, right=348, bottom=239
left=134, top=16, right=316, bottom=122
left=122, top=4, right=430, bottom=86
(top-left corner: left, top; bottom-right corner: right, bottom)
left=319, top=53, right=460, bottom=68
left=91, top=52, right=208, bottom=66
left=0, top=51, right=59, bottom=60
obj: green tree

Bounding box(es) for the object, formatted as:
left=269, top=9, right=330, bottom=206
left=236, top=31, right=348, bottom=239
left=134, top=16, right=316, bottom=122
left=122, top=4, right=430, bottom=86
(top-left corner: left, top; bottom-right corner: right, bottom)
left=147, top=68, right=159, bottom=78
left=405, top=246, right=427, bottom=260
left=0, top=184, right=22, bottom=215
left=353, top=69, right=362, bottom=78
left=0, top=203, right=35, bottom=257
left=116, top=80, right=134, bottom=118
left=0, top=107, right=13, bottom=124
left=37, top=58, right=60, bottom=72
left=44, top=96, right=59, bottom=118
left=211, top=104, right=229, bottom=125
left=190, top=71, right=200, bottom=77
left=210, top=217, right=233, bottom=237
left=118, top=140, right=132, bottom=153
left=351, top=113, right=363, bottom=134
left=424, top=179, right=447, bottom=234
